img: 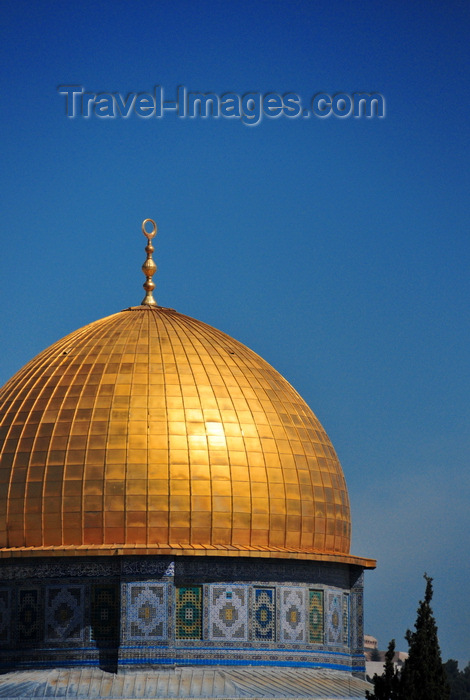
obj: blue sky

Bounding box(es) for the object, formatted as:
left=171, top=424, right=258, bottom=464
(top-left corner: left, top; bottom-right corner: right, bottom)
left=1, top=0, right=469, bottom=666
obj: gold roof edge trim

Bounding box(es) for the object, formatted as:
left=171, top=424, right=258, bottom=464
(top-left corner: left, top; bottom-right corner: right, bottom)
left=0, top=545, right=376, bottom=568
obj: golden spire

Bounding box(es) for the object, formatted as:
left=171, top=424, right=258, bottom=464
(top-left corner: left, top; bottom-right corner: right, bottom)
left=141, top=218, right=158, bottom=306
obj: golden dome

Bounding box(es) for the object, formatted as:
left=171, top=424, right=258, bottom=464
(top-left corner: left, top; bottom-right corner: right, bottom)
left=0, top=304, right=373, bottom=567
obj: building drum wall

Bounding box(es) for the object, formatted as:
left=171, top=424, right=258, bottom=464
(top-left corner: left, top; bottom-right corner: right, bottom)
left=0, top=556, right=365, bottom=675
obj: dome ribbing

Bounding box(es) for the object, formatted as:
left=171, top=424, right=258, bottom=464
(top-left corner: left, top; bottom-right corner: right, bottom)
left=0, top=305, right=373, bottom=567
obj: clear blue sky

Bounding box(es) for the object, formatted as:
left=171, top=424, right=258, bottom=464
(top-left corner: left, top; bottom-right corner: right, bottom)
left=1, top=0, right=469, bottom=667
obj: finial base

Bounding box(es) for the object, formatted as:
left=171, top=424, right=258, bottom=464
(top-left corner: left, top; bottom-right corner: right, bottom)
left=141, top=294, right=157, bottom=306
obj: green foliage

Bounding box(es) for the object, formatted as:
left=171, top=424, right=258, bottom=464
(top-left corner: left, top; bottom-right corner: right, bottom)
left=400, top=574, right=450, bottom=700
left=366, top=639, right=400, bottom=700
left=444, top=659, right=470, bottom=700
left=365, top=574, right=450, bottom=700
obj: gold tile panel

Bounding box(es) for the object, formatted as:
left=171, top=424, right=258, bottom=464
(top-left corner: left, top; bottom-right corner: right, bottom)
left=0, top=305, right=374, bottom=567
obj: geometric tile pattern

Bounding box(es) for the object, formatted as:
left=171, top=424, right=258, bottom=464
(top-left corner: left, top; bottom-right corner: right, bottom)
left=209, top=586, right=248, bottom=641
left=253, top=588, right=275, bottom=641
left=351, top=590, right=364, bottom=650
left=308, top=590, right=324, bottom=644
left=342, top=593, right=349, bottom=646
left=0, top=552, right=367, bottom=672
left=327, top=592, right=342, bottom=646
left=18, top=589, right=42, bottom=642
left=127, top=583, right=167, bottom=641
left=280, top=587, right=306, bottom=643
left=175, top=587, right=202, bottom=640
left=91, top=585, right=119, bottom=643
left=0, top=590, right=10, bottom=643
left=45, top=586, right=84, bottom=642
left=0, top=579, right=359, bottom=650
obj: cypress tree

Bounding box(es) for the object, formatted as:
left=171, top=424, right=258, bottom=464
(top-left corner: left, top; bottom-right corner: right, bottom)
left=366, top=639, right=400, bottom=699
left=399, top=574, right=450, bottom=700
left=444, top=659, right=470, bottom=699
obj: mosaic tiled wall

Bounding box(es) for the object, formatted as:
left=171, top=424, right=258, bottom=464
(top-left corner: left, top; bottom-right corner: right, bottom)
left=326, top=591, right=342, bottom=646
left=350, top=589, right=364, bottom=652
left=280, top=587, right=306, bottom=643
left=342, top=594, right=349, bottom=646
left=0, top=590, right=10, bottom=644
left=209, top=585, right=248, bottom=641
left=0, top=556, right=365, bottom=672
left=175, top=587, right=202, bottom=640
left=18, top=589, right=42, bottom=643
left=253, top=588, right=275, bottom=641
left=91, top=585, right=119, bottom=643
left=308, top=590, right=324, bottom=644
left=45, top=586, right=84, bottom=642
left=126, top=583, right=167, bottom=641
